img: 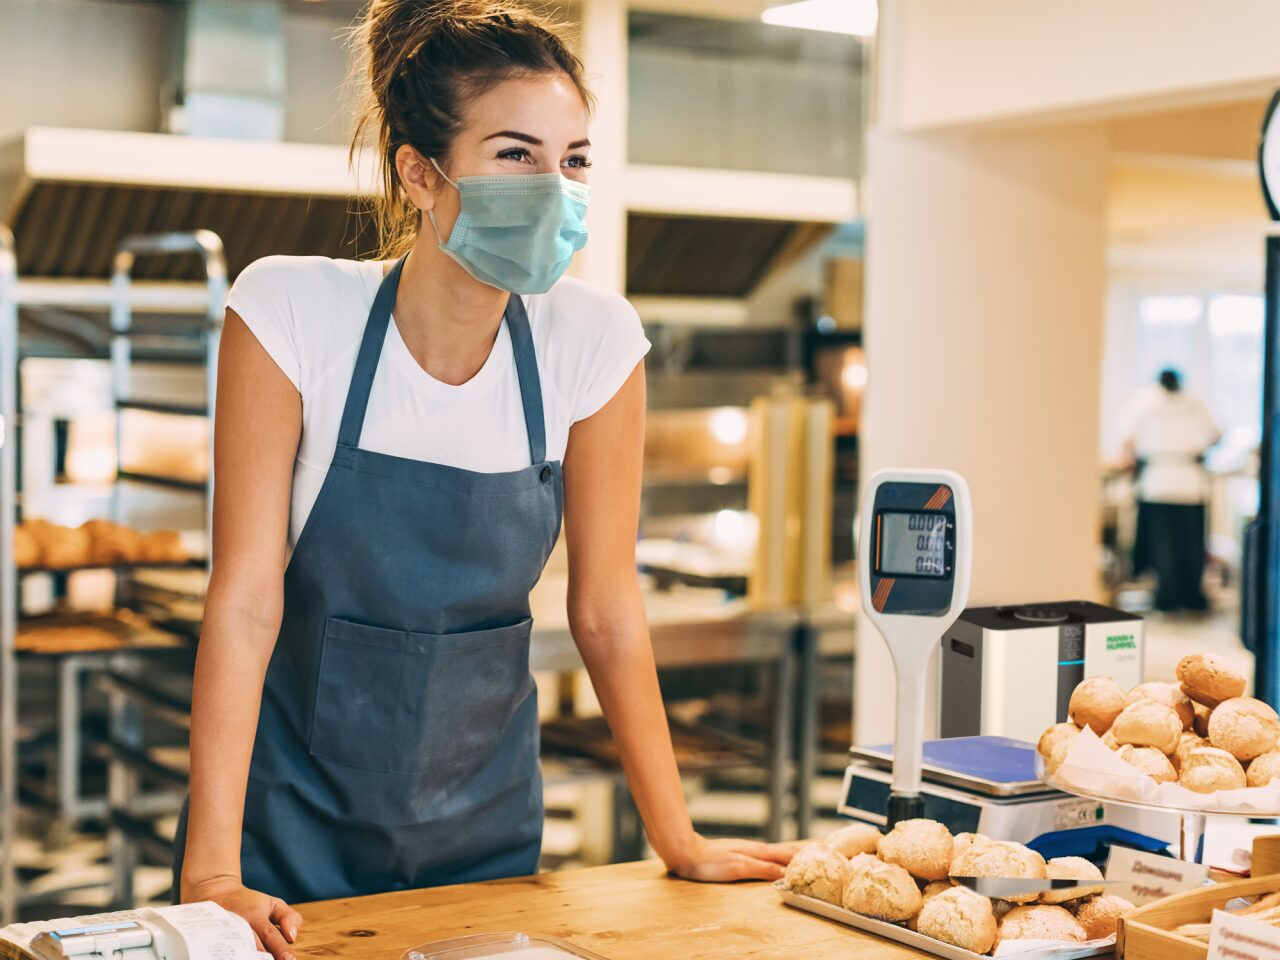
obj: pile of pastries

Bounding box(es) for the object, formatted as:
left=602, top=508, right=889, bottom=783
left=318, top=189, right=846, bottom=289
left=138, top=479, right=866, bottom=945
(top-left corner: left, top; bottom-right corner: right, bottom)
left=1039, top=653, right=1277, bottom=794
left=14, top=518, right=187, bottom=570
left=783, top=819, right=1133, bottom=955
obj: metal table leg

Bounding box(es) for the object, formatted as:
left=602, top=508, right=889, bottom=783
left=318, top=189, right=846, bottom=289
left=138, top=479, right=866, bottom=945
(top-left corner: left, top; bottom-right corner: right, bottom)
left=610, top=776, right=647, bottom=863
left=107, top=663, right=144, bottom=909
left=795, top=624, right=819, bottom=841
left=56, top=655, right=83, bottom=836
left=766, top=638, right=797, bottom=843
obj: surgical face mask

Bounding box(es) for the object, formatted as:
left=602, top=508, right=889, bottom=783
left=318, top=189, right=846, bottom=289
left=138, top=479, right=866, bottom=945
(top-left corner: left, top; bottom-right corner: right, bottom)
left=426, top=156, right=590, bottom=295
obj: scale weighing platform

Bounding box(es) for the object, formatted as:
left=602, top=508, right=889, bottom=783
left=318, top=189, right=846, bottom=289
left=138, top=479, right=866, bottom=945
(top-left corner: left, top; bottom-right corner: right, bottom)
left=838, top=735, right=1181, bottom=861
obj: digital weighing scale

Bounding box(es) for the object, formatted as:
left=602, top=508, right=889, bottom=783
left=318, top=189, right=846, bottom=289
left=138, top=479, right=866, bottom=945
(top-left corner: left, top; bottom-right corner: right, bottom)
left=858, top=468, right=972, bottom=826
left=838, top=735, right=1181, bottom=861
left=853, top=469, right=1178, bottom=856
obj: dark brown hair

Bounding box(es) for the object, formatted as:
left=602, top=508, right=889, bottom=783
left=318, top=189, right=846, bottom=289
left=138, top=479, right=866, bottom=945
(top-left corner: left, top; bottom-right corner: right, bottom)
left=347, top=0, right=592, bottom=259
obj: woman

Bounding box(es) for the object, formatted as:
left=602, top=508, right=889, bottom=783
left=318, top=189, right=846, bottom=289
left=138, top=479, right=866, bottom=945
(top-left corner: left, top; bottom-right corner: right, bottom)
left=1123, top=367, right=1220, bottom=612
left=174, top=2, right=794, bottom=957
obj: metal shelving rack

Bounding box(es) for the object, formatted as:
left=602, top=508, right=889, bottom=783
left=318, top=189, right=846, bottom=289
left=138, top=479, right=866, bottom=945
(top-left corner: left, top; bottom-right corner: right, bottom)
left=0, top=229, right=225, bottom=923
left=110, top=230, right=225, bottom=562
left=103, top=231, right=225, bottom=908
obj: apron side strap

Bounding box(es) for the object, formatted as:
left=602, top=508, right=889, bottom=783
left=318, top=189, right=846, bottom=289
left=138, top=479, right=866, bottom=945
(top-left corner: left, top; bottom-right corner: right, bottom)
left=336, top=253, right=408, bottom=449
left=505, top=294, right=547, bottom=465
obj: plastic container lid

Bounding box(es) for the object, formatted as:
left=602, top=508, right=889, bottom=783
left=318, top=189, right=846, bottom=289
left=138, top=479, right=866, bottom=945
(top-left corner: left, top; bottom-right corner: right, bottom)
left=401, top=932, right=609, bottom=960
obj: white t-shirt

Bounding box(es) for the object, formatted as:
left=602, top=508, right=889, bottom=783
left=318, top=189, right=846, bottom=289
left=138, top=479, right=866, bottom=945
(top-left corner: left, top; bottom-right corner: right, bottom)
left=225, top=255, right=651, bottom=547
left=1119, top=385, right=1220, bottom=504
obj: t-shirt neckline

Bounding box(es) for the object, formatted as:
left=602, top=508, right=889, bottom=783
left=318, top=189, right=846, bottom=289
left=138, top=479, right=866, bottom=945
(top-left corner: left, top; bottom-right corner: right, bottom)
left=365, top=258, right=510, bottom=400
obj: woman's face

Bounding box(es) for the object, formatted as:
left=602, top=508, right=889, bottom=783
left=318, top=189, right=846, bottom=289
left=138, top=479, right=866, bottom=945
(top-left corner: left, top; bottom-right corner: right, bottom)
left=404, top=72, right=591, bottom=245
left=449, top=72, right=592, bottom=183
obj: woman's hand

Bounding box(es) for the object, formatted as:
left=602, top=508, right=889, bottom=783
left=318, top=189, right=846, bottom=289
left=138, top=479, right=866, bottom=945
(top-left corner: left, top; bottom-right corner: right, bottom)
left=182, top=875, right=303, bottom=960
left=664, top=834, right=796, bottom=883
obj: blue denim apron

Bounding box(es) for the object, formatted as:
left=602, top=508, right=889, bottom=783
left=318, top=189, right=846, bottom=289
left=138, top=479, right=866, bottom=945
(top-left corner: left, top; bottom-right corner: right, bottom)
left=173, top=252, right=562, bottom=903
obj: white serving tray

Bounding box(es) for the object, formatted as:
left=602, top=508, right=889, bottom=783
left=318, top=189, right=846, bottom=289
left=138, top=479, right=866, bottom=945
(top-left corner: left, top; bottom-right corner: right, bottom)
left=775, top=885, right=1116, bottom=960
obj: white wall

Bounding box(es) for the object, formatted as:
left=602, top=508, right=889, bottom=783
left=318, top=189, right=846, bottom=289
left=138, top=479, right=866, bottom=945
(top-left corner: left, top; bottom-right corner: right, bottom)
left=0, top=0, right=173, bottom=141
left=283, top=8, right=360, bottom=146
left=882, top=0, right=1280, bottom=132
left=628, top=47, right=863, bottom=177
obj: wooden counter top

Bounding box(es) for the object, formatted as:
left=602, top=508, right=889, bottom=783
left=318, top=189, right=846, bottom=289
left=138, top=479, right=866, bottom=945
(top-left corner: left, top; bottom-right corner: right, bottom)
left=295, top=859, right=918, bottom=960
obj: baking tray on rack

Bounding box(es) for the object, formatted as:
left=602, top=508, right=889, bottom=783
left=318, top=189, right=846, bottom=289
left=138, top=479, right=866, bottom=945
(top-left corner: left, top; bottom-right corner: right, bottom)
left=776, top=885, right=1115, bottom=960
left=540, top=714, right=764, bottom=773
left=15, top=610, right=188, bottom=655
left=16, top=559, right=205, bottom=576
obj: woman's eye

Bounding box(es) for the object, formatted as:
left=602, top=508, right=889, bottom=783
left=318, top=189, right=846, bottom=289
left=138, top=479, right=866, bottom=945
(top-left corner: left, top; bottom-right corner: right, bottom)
left=564, top=155, right=593, bottom=169
left=498, top=148, right=531, bottom=163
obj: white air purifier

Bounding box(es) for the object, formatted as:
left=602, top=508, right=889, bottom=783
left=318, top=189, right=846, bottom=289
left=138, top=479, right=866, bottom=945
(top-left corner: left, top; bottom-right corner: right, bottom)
left=939, top=601, right=1144, bottom=744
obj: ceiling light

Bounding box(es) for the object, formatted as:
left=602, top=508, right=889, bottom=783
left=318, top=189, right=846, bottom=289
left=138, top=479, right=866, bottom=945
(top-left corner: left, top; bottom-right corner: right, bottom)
left=761, top=0, right=878, bottom=37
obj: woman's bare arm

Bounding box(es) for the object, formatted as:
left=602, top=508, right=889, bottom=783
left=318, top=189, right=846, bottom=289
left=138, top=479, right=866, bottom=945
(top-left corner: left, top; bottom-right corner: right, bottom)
left=181, top=311, right=304, bottom=958
left=563, top=362, right=793, bottom=880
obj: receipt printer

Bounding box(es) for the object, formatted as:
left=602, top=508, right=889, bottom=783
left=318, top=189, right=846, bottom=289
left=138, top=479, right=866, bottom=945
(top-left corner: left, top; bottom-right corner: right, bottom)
left=30, top=921, right=155, bottom=959
left=16, top=903, right=265, bottom=960
left=940, top=601, right=1144, bottom=744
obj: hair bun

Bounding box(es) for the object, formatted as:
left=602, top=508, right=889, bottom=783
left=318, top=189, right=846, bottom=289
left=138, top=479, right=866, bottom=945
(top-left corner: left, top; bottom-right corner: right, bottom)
left=349, top=0, right=591, bottom=260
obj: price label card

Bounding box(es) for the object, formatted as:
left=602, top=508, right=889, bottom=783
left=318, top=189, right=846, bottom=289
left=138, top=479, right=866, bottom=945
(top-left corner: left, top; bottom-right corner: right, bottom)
left=1105, top=847, right=1209, bottom=905
left=1209, top=908, right=1280, bottom=960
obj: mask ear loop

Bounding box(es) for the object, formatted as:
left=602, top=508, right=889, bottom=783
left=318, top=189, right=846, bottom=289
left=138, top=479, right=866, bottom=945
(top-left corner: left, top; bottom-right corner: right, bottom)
left=425, top=156, right=458, bottom=245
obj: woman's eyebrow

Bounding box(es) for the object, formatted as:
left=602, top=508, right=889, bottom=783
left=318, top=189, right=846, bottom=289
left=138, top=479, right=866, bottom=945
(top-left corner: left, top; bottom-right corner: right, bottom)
left=481, top=131, right=592, bottom=150
left=483, top=130, right=540, bottom=144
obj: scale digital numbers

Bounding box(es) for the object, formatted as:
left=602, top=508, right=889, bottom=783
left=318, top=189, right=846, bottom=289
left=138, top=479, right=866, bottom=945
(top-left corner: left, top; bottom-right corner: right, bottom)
left=879, top=511, right=948, bottom=578
left=907, top=513, right=947, bottom=573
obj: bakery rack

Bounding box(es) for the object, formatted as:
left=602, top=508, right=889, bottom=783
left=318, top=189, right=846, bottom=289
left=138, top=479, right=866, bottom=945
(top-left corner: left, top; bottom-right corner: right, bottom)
left=0, top=228, right=225, bottom=923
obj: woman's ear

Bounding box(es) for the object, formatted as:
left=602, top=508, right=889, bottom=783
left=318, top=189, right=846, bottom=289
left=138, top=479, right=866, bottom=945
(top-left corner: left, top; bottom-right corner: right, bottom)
left=394, top=145, right=446, bottom=214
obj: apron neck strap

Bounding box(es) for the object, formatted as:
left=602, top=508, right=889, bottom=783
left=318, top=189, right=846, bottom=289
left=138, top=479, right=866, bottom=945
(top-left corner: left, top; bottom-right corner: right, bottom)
left=504, top=293, right=547, bottom=465
left=336, top=252, right=406, bottom=450
left=336, top=253, right=548, bottom=465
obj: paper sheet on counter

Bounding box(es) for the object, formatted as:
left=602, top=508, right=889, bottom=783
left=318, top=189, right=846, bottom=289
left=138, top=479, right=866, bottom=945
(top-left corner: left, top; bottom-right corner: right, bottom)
left=1046, top=727, right=1280, bottom=814
left=151, top=902, right=266, bottom=960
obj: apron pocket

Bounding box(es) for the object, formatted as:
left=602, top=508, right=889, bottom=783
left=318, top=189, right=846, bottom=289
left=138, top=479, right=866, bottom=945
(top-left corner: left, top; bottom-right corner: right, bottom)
left=308, top=616, right=533, bottom=776
left=403, top=618, right=534, bottom=778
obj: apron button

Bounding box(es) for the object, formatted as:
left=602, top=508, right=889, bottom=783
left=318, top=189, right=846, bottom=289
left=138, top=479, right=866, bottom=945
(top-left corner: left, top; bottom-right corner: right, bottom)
left=539, top=465, right=552, bottom=483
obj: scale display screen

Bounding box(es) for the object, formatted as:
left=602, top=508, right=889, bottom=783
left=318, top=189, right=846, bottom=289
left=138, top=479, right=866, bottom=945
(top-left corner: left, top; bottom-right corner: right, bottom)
left=876, top=510, right=950, bottom=578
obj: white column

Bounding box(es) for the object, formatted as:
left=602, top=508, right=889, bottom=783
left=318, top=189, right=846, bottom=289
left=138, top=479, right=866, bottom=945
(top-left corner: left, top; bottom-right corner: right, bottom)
left=854, top=121, right=1110, bottom=744
left=575, top=0, right=628, bottom=295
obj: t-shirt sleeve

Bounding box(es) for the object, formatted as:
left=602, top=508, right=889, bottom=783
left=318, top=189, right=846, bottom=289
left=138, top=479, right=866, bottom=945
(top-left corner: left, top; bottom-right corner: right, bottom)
left=571, top=296, right=652, bottom=423
left=225, top=255, right=303, bottom=391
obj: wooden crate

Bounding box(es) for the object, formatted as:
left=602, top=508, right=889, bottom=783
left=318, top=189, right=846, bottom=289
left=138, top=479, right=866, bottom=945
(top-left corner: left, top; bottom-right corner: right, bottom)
left=1119, top=835, right=1280, bottom=960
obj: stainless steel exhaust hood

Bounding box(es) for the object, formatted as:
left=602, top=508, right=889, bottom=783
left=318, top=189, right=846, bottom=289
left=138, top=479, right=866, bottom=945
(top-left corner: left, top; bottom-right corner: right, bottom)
left=1, top=127, right=851, bottom=301
left=0, top=126, right=380, bottom=282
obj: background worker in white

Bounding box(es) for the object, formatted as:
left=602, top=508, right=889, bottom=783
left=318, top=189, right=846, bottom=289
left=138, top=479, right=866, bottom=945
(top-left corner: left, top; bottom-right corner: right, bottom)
left=1122, top=368, right=1221, bottom=612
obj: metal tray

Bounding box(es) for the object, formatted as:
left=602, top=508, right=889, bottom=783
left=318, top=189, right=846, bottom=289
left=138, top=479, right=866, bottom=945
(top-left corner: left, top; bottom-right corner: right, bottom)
left=776, top=885, right=1115, bottom=960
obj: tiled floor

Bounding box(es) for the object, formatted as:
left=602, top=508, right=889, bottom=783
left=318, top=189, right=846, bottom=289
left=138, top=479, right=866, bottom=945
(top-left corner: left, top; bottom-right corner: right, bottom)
left=1136, top=586, right=1253, bottom=688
